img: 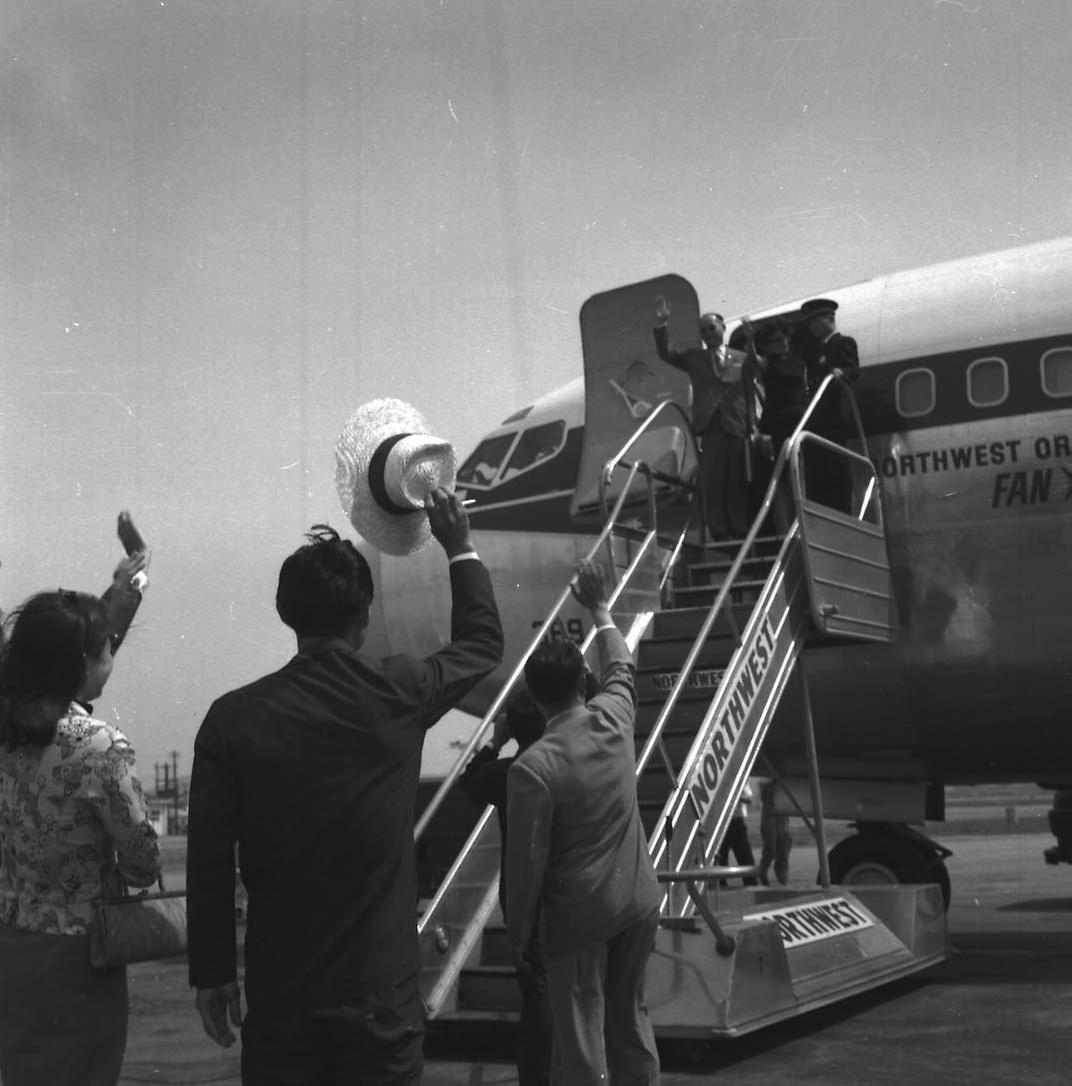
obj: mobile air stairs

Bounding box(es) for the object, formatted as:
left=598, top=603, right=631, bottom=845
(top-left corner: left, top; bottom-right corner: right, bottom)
left=414, top=374, right=948, bottom=1040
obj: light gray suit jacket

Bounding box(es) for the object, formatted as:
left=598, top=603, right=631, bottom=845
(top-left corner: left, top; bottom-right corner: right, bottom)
left=505, top=626, right=661, bottom=959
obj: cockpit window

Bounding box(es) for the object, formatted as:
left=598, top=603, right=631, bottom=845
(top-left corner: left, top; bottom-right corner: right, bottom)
left=456, top=433, right=517, bottom=489
left=1041, top=347, right=1072, bottom=398
left=500, top=421, right=566, bottom=481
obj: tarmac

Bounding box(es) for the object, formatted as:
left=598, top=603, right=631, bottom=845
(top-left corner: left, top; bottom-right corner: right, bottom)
left=84, top=818, right=1072, bottom=1086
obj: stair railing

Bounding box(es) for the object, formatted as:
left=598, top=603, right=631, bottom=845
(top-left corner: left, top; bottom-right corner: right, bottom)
left=598, top=397, right=698, bottom=524
left=597, top=397, right=703, bottom=602
left=416, top=399, right=703, bottom=846
left=417, top=515, right=662, bottom=1016
left=417, top=412, right=697, bottom=1013
left=415, top=459, right=656, bottom=845
left=634, top=369, right=867, bottom=782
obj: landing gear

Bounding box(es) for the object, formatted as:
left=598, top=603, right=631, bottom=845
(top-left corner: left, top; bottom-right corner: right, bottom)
left=826, top=823, right=952, bottom=911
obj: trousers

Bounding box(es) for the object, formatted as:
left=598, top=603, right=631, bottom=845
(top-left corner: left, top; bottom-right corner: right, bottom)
left=544, top=909, right=661, bottom=1086
left=0, top=925, right=128, bottom=1086
left=240, top=973, right=424, bottom=1086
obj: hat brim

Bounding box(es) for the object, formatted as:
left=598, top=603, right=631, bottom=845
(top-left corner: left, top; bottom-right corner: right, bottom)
left=335, top=398, right=457, bottom=557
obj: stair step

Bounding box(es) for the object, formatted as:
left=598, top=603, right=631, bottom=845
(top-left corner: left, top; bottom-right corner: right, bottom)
left=688, top=554, right=777, bottom=575
left=636, top=635, right=737, bottom=671
left=458, top=965, right=522, bottom=1012
left=650, top=607, right=744, bottom=639
left=635, top=698, right=713, bottom=730
left=635, top=733, right=699, bottom=769
left=673, top=580, right=766, bottom=597
left=478, top=925, right=510, bottom=966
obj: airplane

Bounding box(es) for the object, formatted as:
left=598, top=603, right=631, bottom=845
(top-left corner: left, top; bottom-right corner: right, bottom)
left=357, top=234, right=1072, bottom=907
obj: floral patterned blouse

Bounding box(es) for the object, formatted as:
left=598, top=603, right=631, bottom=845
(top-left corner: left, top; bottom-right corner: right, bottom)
left=0, top=703, right=161, bottom=936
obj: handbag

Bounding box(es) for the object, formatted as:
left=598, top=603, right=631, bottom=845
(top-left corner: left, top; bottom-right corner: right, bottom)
left=89, top=873, right=188, bottom=970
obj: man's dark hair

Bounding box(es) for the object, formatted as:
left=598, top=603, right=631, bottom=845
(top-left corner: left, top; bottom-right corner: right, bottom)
left=0, top=591, right=110, bottom=750
left=524, top=638, right=586, bottom=713
left=505, top=685, right=545, bottom=748
left=276, top=525, right=374, bottom=638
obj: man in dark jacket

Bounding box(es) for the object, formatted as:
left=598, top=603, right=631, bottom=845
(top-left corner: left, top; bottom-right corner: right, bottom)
left=186, top=489, right=503, bottom=1085
left=799, top=298, right=860, bottom=513
left=460, top=687, right=552, bottom=1086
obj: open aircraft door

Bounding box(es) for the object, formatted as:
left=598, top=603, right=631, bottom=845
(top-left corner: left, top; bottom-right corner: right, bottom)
left=571, top=275, right=700, bottom=521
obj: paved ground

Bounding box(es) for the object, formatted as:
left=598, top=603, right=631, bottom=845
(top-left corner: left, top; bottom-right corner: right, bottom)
left=101, top=822, right=1072, bottom=1086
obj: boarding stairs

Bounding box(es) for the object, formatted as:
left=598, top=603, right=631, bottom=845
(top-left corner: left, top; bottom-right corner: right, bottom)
left=416, top=376, right=948, bottom=1037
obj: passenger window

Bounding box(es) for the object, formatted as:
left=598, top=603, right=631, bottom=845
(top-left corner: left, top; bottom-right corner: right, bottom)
left=500, top=421, right=566, bottom=481
left=456, top=433, right=517, bottom=489
left=1041, top=347, right=1072, bottom=398
left=895, top=368, right=935, bottom=418
left=967, top=357, right=1007, bottom=408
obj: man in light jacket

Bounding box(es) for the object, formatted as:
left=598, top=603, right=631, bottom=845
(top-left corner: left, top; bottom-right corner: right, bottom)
left=506, top=560, right=661, bottom=1086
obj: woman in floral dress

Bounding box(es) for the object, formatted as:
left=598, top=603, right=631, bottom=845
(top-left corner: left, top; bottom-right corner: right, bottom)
left=0, top=585, right=160, bottom=1086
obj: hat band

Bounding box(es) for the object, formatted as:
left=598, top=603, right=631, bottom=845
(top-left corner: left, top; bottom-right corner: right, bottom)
left=368, top=433, right=420, bottom=516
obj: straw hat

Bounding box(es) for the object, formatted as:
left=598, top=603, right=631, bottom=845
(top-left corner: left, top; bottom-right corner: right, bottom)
left=334, top=398, right=457, bottom=556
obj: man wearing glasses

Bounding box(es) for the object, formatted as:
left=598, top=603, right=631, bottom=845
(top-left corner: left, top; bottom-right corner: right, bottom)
left=653, top=298, right=756, bottom=541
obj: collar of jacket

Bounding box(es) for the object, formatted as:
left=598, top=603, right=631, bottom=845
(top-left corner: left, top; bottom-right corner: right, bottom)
left=293, top=635, right=354, bottom=661
left=542, top=702, right=588, bottom=733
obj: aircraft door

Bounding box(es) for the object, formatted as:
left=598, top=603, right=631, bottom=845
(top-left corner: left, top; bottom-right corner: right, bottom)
left=571, top=275, right=700, bottom=520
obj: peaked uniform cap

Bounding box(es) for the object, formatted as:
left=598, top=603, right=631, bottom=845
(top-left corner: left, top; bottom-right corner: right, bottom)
left=800, top=298, right=839, bottom=318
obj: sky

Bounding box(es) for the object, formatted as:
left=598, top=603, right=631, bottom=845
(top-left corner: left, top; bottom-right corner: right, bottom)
left=2, top=0, right=1071, bottom=779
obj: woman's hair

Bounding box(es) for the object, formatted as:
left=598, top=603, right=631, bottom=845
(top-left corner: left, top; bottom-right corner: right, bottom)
left=276, top=524, right=375, bottom=638
left=0, top=591, right=110, bottom=751
left=756, top=319, right=793, bottom=347
left=505, top=685, right=545, bottom=749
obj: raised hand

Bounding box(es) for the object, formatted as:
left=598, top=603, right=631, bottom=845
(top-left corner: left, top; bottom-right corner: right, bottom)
left=425, top=488, right=473, bottom=559
left=570, top=559, right=608, bottom=612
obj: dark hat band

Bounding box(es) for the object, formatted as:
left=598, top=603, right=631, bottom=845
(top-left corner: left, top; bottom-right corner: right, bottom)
left=368, top=433, right=420, bottom=516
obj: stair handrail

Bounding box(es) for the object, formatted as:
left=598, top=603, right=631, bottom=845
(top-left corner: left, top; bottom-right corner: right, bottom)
left=415, top=458, right=661, bottom=842
left=595, top=397, right=702, bottom=596
left=598, top=398, right=699, bottom=525
left=417, top=393, right=712, bottom=843
left=634, top=369, right=867, bottom=781
left=416, top=405, right=690, bottom=1005
left=416, top=527, right=663, bottom=971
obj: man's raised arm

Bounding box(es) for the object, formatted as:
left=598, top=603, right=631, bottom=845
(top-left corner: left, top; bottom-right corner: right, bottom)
left=572, top=560, right=636, bottom=724
left=417, top=488, right=504, bottom=719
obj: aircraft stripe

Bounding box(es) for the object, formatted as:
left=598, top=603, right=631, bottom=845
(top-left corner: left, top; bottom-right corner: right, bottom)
left=465, top=331, right=1072, bottom=534
left=464, top=490, right=576, bottom=514
left=857, top=332, right=1072, bottom=435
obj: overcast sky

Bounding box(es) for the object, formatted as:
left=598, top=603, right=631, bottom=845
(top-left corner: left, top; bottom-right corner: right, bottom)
left=2, top=0, right=1070, bottom=777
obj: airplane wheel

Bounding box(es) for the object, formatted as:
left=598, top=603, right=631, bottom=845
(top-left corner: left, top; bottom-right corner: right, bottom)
left=825, top=833, right=952, bottom=911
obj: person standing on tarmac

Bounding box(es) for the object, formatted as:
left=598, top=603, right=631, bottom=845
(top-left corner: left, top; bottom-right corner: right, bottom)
left=506, top=559, right=661, bottom=1086
left=186, top=490, right=503, bottom=1086
left=758, top=777, right=792, bottom=886
left=716, top=781, right=759, bottom=886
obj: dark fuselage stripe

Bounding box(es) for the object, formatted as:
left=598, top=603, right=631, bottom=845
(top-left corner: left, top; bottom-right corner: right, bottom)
left=465, top=333, right=1072, bottom=533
